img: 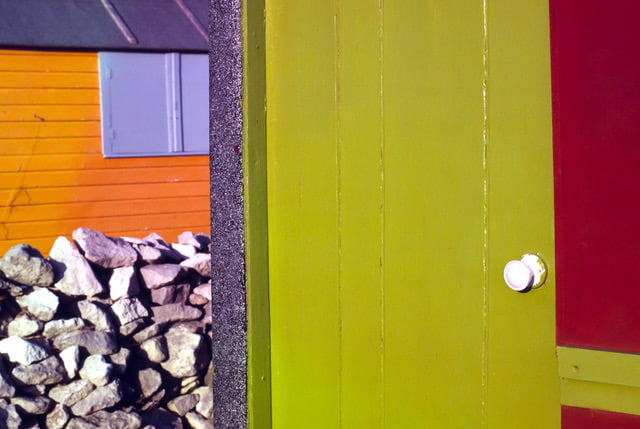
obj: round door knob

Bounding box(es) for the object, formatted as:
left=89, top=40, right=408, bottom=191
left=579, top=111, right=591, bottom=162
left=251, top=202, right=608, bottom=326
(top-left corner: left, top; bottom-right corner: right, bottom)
left=503, top=254, right=547, bottom=293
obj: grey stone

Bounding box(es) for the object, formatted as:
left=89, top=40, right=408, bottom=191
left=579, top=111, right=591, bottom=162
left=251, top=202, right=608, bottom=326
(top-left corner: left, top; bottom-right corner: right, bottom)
left=137, top=368, right=162, bottom=399
left=109, top=347, right=130, bottom=376
left=53, top=330, right=118, bottom=355
left=82, top=410, right=143, bottom=429
left=119, top=319, right=146, bottom=336
left=67, top=418, right=102, bottom=429
left=71, top=379, right=122, bottom=416
left=49, top=236, right=104, bottom=297
left=151, top=303, right=202, bottom=324
left=160, top=327, right=207, bottom=378
left=48, top=380, right=94, bottom=407
left=140, top=408, right=184, bottom=429
left=150, top=283, right=190, bottom=305
left=132, top=323, right=166, bottom=344
left=166, top=394, right=198, bottom=416
left=192, top=282, right=211, bottom=300
left=15, top=287, right=59, bottom=321
left=110, top=266, right=141, bottom=300
left=59, top=345, right=81, bottom=378
left=0, top=336, right=49, bottom=365
left=171, top=243, right=197, bottom=258
left=0, top=360, right=15, bottom=399
left=189, top=293, right=210, bottom=306
left=0, top=244, right=54, bottom=287
left=140, top=336, right=168, bottom=363
left=0, top=402, right=22, bottom=429
left=111, top=297, right=149, bottom=325
left=79, top=354, right=112, bottom=386
left=12, top=355, right=66, bottom=385
left=139, top=264, right=185, bottom=289
left=11, top=396, right=52, bottom=414
left=7, top=313, right=42, bottom=337
left=132, top=243, right=164, bottom=264
left=178, top=376, right=199, bottom=395
left=46, top=403, right=70, bottom=429
left=193, top=386, right=213, bottom=419
left=72, top=228, right=138, bottom=269
left=43, top=317, right=87, bottom=338
left=177, top=231, right=204, bottom=250
left=139, top=388, right=165, bottom=412
left=185, top=411, right=212, bottom=429
left=180, top=253, right=211, bottom=278
left=78, top=300, right=116, bottom=332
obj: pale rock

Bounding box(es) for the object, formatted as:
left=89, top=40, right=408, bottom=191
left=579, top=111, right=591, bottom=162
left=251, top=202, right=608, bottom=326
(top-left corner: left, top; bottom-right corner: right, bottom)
left=132, top=323, right=167, bottom=344
left=48, top=380, right=94, bottom=406
left=49, top=237, right=104, bottom=297
left=171, top=243, right=196, bottom=258
left=193, top=386, right=213, bottom=419
left=138, top=368, right=162, bottom=398
left=0, top=401, right=22, bottom=429
left=192, top=282, right=211, bottom=299
left=139, top=389, right=165, bottom=412
left=119, top=319, right=146, bottom=336
left=0, top=244, right=54, bottom=287
left=160, top=326, right=207, bottom=378
left=59, top=345, right=81, bottom=378
left=8, top=313, right=43, bottom=337
left=53, top=330, right=118, bottom=355
left=46, top=403, right=70, bottom=429
left=185, top=411, right=212, bottom=429
left=15, top=287, right=59, bottom=321
left=142, top=233, right=170, bottom=248
left=166, top=393, right=198, bottom=416
left=179, top=376, right=199, bottom=395
left=71, top=379, right=122, bottom=416
left=111, top=297, right=149, bottom=325
left=77, top=300, right=116, bottom=332
left=0, top=360, right=15, bottom=398
left=180, top=253, right=211, bottom=278
left=110, top=266, right=141, bottom=300
left=66, top=418, right=100, bottom=429
left=72, top=228, right=138, bottom=268
left=139, top=264, right=185, bottom=289
left=79, top=410, right=142, bottom=429
left=0, top=336, right=48, bottom=365
left=43, top=317, right=86, bottom=338
left=151, top=303, right=202, bottom=324
left=140, top=336, right=168, bottom=363
left=150, top=283, right=190, bottom=305
left=79, top=354, right=112, bottom=387
left=10, top=396, right=52, bottom=414
left=12, top=355, right=66, bottom=385
left=132, top=242, right=164, bottom=264
left=109, top=347, right=130, bottom=376
left=177, top=231, right=204, bottom=250
left=189, top=294, right=209, bottom=306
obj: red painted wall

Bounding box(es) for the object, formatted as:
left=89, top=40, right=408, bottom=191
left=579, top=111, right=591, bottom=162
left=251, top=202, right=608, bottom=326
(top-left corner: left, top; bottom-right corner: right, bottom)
left=551, top=0, right=640, bottom=353
left=563, top=406, right=640, bottom=428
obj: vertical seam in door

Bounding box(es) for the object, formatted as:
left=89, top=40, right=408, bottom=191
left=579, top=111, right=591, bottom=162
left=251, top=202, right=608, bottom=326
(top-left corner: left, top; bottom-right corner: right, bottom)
left=334, top=1, right=343, bottom=427
left=378, top=0, right=386, bottom=426
left=481, top=0, right=490, bottom=428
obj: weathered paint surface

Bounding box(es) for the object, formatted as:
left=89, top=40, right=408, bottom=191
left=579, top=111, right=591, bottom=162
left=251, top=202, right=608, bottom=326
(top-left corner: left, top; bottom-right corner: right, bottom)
left=262, top=0, right=557, bottom=427
left=0, top=50, right=209, bottom=253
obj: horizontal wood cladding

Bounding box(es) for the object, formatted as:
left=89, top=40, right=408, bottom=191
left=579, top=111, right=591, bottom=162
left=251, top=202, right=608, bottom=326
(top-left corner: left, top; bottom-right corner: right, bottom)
left=0, top=105, right=101, bottom=122
left=0, top=50, right=210, bottom=255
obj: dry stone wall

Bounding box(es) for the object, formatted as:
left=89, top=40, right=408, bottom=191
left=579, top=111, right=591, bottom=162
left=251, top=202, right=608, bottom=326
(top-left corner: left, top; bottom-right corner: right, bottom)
left=0, top=228, right=213, bottom=429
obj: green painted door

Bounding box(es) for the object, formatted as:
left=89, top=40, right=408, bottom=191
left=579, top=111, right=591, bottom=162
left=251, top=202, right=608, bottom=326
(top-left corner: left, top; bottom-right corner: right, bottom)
left=259, top=0, right=558, bottom=427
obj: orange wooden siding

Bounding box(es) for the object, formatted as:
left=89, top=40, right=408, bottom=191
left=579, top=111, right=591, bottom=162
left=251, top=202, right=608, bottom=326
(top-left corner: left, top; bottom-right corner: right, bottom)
left=0, top=50, right=210, bottom=255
